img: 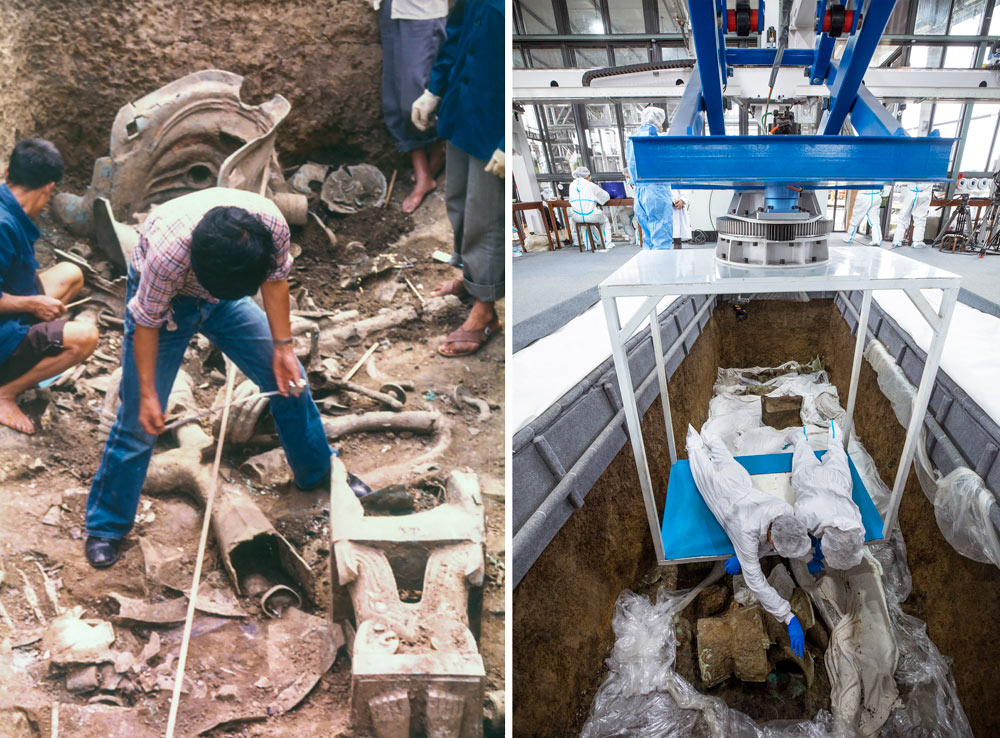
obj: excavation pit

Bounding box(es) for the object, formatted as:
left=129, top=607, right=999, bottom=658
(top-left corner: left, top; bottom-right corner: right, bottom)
left=513, top=297, right=1000, bottom=738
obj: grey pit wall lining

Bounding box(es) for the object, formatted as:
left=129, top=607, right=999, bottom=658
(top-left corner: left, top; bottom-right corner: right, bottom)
left=512, top=294, right=715, bottom=587
left=513, top=290, right=1000, bottom=588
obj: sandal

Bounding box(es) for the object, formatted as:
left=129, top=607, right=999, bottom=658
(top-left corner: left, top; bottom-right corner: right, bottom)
left=438, top=318, right=502, bottom=357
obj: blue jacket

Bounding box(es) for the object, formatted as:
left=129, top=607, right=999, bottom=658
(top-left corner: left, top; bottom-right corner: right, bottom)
left=0, top=184, right=41, bottom=365
left=427, top=0, right=504, bottom=163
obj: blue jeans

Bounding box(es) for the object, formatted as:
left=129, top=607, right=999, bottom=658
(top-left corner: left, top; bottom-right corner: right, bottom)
left=86, top=271, right=331, bottom=540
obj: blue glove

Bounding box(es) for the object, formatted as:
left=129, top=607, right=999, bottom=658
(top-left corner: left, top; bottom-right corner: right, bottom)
left=724, top=555, right=741, bottom=575
left=787, top=616, right=805, bottom=658
left=807, top=538, right=825, bottom=574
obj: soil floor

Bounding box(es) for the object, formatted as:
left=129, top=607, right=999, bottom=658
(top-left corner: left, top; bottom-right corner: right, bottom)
left=0, top=164, right=504, bottom=737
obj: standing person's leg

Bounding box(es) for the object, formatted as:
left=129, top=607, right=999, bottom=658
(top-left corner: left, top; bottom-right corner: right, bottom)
left=868, top=198, right=883, bottom=244
left=844, top=198, right=865, bottom=242
left=892, top=197, right=914, bottom=246
left=86, top=293, right=199, bottom=565
left=912, top=195, right=932, bottom=245
left=399, top=16, right=447, bottom=213
left=439, top=146, right=504, bottom=357
left=200, top=297, right=331, bottom=489
left=379, top=0, right=404, bottom=151
left=634, top=185, right=651, bottom=249
left=431, top=142, right=471, bottom=299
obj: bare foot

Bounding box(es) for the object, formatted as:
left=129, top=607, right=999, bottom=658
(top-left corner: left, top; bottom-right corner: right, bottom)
left=0, top=397, right=34, bottom=434
left=428, top=147, right=446, bottom=179
left=401, top=178, right=437, bottom=213
left=439, top=303, right=500, bottom=357
left=430, top=276, right=465, bottom=298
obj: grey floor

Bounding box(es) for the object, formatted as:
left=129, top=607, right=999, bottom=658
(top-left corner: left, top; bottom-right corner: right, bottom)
left=512, top=239, right=1000, bottom=351
left=512, top=243, right=641, bottom=324
left=882, top=243, right=1000, bottom=306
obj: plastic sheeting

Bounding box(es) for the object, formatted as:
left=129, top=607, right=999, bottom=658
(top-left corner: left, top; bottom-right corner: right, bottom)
left=580, top=541, right=972, bottom=738
left=864, top=339, right=1000, bottom=568
left=580, top=587, right=845, bottom=738
left=933, top=468, right=1000, bottom=568
left=791, top=552, right=898, bottom=738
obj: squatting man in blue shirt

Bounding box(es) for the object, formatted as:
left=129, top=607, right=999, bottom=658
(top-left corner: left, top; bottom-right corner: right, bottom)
left=0, top=139, right=98, bottom=434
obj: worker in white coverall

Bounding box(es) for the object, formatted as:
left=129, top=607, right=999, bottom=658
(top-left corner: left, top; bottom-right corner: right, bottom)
left=672, top=189, right=692, bottom=248
left=891, top=182, right=933, bottom=248
left=842, top=186, right=886, bottom=245
left=787, top=422, right=865, bottom=573
left=686, top=426, right=812, bottom=657
left=568, top=166, right=611, bottom=251
left=626, top=107, right=674, bottom=249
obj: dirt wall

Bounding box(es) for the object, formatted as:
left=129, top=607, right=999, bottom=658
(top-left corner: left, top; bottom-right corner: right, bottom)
left=0, top=2, right=31, bottom=162
left=512, top=314, right=721, bottom=738
left=716, top=297, right=836, bottom=369
left=0, top=0, right=395, bottom=179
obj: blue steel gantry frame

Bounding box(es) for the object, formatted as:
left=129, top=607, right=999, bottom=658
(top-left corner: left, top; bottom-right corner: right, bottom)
left=643, top=0, right=956, bottom=192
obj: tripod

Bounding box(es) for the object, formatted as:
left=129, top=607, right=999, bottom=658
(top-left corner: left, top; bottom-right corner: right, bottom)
left=934, top=193, right=973, bottom=251
left=973, top=171, right=1000, bottom=257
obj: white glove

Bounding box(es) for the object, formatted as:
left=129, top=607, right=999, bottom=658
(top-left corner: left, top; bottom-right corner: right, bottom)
left=411, top=89, right=441, bottom=131
left=484, top=149, right=505, bottom=179
left=372, top=0, right=381, bottom=10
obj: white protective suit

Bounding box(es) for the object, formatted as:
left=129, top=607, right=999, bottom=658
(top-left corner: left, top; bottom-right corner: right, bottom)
left=686, top=426, right=797, bottom=624
left=891, top=182, right=933, bottom=247
left=843, top=186, right=885, bottom=245
left=788, top=423, right=865, bottom=542
left=568, top=175, right=611, bottom=250
left=672, top=189, right=692, bottom=241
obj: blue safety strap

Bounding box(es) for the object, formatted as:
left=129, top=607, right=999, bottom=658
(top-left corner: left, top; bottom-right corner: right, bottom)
left=570, top=186, right=598, bottom=217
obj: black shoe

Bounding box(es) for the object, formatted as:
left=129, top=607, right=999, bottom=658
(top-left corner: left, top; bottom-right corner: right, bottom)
left=347, top=473, right=373, bottom=498
left=85, top=536, right=121, bottom=569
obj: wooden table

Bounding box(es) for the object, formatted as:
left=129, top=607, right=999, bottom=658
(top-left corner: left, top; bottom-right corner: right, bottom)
left=513, top=201, right=555, bottom=251
left=545, top=198, right=638, bottom=248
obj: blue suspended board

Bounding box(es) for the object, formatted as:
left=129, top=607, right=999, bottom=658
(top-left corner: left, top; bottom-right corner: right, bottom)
left=630, top=135, right=957, bottom=189
left=660, top=451, right=884, bottom=562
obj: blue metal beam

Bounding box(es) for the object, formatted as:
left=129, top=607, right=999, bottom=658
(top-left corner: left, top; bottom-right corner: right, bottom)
left=822, top=0, right=898, bottom=135
left=810, top=34, right=836, bottom=84
left=686, top=0, right=726, bottom=135
left=667, top=67, right=706, bottom=136
left=630, top=135, right=956, bottom=187
left=726, top=48, right=815, bottom=66
left=849, top=81, right=906, bottom=137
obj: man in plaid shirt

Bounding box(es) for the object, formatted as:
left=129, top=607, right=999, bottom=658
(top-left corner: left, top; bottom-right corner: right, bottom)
left=85, top=187, right=332, bottom=569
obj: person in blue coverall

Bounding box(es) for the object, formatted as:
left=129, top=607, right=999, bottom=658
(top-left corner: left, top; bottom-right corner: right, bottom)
left=626, top=107, right=674, bottom=250
left=411, top=0, right=504, bottom=357
left=0, top=139, right=99, bottom=435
